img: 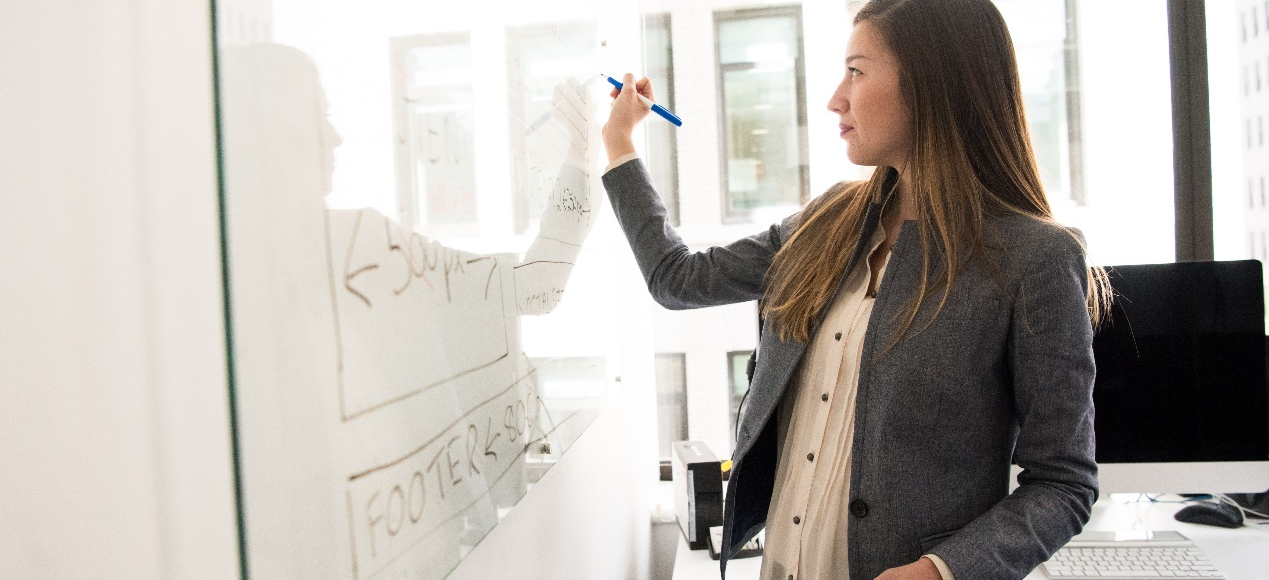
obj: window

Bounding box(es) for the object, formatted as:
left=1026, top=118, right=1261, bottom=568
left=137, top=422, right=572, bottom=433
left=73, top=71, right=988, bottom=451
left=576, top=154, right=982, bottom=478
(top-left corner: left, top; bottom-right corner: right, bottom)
left=654, top=353, right=688, bottom=463
left=997, top=0, right=1174, bottom=265
left=390, top=34, right=476, bottom=234
left=715, top=7, right=809, bottom=221
left=644, top=13, right=681, bottom=226
left=998, top=0, right=1086, bottom=205
left=1060, top=0, right=1088, bottom=205
left=726, top=350, right=752, bottom=450
left=1213, top=0, right=1269, bottom=324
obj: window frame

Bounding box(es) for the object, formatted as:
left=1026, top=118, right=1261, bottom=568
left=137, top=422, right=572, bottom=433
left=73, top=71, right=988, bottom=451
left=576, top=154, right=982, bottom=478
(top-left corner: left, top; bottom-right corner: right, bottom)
left=1169, top=0, right=1214, bottom=261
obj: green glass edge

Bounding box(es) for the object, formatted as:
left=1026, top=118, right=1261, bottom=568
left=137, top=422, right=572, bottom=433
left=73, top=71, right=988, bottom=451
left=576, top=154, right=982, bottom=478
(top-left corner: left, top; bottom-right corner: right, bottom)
left=207, top=2, right=251, bottom=579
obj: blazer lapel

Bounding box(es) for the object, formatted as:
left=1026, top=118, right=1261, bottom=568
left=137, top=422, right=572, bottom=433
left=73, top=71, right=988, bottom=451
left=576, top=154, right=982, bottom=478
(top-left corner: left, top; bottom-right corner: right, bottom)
left=809, top=167, right=900, bottom=335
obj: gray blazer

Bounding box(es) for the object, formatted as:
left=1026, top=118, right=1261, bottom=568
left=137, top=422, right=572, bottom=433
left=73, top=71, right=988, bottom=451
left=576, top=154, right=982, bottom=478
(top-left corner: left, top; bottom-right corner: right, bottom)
left=602, top=160, right=1098, bottom=580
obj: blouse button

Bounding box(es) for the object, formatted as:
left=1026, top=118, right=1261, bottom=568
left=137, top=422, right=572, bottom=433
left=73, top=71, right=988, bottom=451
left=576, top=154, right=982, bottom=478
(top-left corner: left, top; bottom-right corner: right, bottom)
left=793, top=516, right=801, bottom=525
left=807, top=452, right=815, bottom=462
left=821, top=393, right=828, bottom=402
left=834, top=332, right=842, bottom=341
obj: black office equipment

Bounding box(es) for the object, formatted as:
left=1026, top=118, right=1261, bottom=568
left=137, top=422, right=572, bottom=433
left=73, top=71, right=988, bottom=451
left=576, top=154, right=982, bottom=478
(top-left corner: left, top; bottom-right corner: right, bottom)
left=1091, top=260, right=1269, bottom=492
left=1173, top=502, right=1245, bottom=528
left=672, top=441, right=724, bottom=550
left=707, top=525, right=761, bottom=560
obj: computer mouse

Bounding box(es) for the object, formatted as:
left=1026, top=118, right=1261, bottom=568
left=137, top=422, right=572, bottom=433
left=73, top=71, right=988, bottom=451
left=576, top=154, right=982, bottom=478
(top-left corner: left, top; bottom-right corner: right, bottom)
left=1174, top=502, right=1244, bottom=528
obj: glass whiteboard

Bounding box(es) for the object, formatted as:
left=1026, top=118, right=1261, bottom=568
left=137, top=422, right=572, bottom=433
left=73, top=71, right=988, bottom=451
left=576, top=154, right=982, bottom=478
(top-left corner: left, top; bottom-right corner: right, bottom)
left=214, top=1, right=627, bottom=578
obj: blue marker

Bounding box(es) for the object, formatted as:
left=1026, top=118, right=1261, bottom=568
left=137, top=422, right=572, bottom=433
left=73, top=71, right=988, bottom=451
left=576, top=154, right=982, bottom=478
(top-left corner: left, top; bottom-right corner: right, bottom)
left=606, top=75, right=683, bottom=127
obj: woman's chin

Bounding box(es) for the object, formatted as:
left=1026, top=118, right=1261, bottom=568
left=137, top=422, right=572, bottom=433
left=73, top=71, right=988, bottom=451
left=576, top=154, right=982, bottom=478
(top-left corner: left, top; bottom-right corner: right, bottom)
left=845, top=149, right=870, bottom=167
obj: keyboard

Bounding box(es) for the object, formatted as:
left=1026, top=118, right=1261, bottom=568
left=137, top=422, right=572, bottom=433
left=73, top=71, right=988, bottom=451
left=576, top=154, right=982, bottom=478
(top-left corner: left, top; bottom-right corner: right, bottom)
left=1041, top=531, right=1224, bottom=579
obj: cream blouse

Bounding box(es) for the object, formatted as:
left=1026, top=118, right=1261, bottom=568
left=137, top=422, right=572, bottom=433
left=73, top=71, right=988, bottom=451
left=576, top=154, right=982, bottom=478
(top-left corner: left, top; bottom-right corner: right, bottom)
left=758, top=225, right=954, bottom=580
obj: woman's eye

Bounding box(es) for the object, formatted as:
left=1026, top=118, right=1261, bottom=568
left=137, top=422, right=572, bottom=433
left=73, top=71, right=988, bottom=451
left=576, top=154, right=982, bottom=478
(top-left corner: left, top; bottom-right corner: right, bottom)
left=848, top=67, right=862, bottom=78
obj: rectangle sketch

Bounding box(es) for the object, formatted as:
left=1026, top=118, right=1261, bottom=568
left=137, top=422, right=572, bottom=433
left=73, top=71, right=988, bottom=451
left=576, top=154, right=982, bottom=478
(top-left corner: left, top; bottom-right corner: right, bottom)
left=327, top=207, right=512, bottom=421
left=344, top=371, right=560, bottom=580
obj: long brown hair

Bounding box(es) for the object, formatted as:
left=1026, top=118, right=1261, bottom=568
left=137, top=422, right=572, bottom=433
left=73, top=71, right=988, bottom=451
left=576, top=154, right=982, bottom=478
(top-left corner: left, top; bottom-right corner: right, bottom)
left=763, top=0, right=1110, bottom=343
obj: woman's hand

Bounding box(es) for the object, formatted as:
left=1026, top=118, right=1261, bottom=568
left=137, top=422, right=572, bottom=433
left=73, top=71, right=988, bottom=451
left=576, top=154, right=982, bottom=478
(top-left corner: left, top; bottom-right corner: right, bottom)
left=873, top=557, right=943, bottom=580
left=600, top=73, right=653, bottom=163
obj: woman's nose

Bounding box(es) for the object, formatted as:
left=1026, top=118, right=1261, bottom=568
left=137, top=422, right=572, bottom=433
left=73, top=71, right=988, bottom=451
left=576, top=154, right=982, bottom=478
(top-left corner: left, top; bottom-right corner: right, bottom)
left=827, top=81, right=848, bottom=113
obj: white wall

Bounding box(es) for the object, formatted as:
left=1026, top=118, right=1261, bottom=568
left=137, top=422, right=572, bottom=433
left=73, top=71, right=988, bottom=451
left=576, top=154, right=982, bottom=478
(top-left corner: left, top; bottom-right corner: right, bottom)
left=0, top=1, right=239, bottom=579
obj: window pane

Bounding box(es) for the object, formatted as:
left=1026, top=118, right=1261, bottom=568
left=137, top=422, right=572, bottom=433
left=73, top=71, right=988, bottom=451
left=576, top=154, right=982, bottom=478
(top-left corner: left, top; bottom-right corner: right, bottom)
left=1212, top=0, right=1269, bottom=326
left=998, top=0, right=1175, bottom=266
left=722, top=65, right=802, bottom=211
left=717, top=16, right=798, bottom=65
left=717, top=10, right=808, bottom=219
left=644, top=13, right=680, bottom=226
left=1000, top=0, right=1080, bottom=204
left=727, top=350, right=751, bottom=450
left=655, top=353, right=688, bottom=461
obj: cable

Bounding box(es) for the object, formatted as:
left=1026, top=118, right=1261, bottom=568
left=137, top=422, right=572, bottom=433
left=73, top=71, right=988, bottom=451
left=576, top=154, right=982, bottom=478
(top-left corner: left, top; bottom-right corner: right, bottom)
left=1213, top=492, right=1269, bottom=520
left=734, top=386, right=750, bottom=442
left=1139, top=493, right=1213, bottom=504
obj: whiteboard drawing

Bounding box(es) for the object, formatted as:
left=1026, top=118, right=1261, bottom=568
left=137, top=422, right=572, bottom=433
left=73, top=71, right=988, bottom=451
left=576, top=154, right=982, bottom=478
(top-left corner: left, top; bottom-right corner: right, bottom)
left=333, top=68, right=594, bottom=421
left=220, top=36, right=599, bottom=580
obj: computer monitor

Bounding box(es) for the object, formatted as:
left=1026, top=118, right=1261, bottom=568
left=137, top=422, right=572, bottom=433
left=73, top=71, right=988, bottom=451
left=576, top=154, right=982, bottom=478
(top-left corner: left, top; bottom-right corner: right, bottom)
left=1091, top=260, right=1269, bottom=494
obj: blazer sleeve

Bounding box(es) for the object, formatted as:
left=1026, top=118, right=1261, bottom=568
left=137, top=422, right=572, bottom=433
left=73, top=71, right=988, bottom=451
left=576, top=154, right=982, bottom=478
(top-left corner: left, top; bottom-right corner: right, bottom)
left=930, top=227, right=1099, bottom=580
left=601, top=158, right=797, bottom=310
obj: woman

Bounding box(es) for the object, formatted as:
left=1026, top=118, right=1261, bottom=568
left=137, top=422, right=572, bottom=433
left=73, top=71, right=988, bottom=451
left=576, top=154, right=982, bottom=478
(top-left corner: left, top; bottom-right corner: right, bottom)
left=601, top=1, right=1110, bottom=579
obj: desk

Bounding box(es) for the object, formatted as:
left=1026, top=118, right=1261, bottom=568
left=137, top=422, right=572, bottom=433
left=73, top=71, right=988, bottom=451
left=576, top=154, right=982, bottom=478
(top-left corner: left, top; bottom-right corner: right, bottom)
left=672, top=495, right=1269, bottom=579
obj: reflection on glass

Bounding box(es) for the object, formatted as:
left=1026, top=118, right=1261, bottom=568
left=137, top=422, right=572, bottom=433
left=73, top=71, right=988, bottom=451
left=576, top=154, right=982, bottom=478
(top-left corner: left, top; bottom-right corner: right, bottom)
left=217, top=11, right=608, bottom=575
left=716, top=9, right=808, bottom=219
left=506, top=21, right=600, bottom=234
left=391, top=35, right=477, bottom=232
left=529, top=356, right=608, bottom=475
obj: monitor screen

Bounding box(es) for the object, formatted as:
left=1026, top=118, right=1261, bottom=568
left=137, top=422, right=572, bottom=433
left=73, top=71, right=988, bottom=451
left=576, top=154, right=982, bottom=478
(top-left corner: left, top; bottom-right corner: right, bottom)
left=1093, top=260, right=1269, bottom=467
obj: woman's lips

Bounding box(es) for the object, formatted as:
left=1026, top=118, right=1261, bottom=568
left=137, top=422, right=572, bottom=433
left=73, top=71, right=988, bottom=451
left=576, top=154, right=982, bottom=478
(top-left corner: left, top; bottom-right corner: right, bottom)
left=839, top=124, right=854, bottom=137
